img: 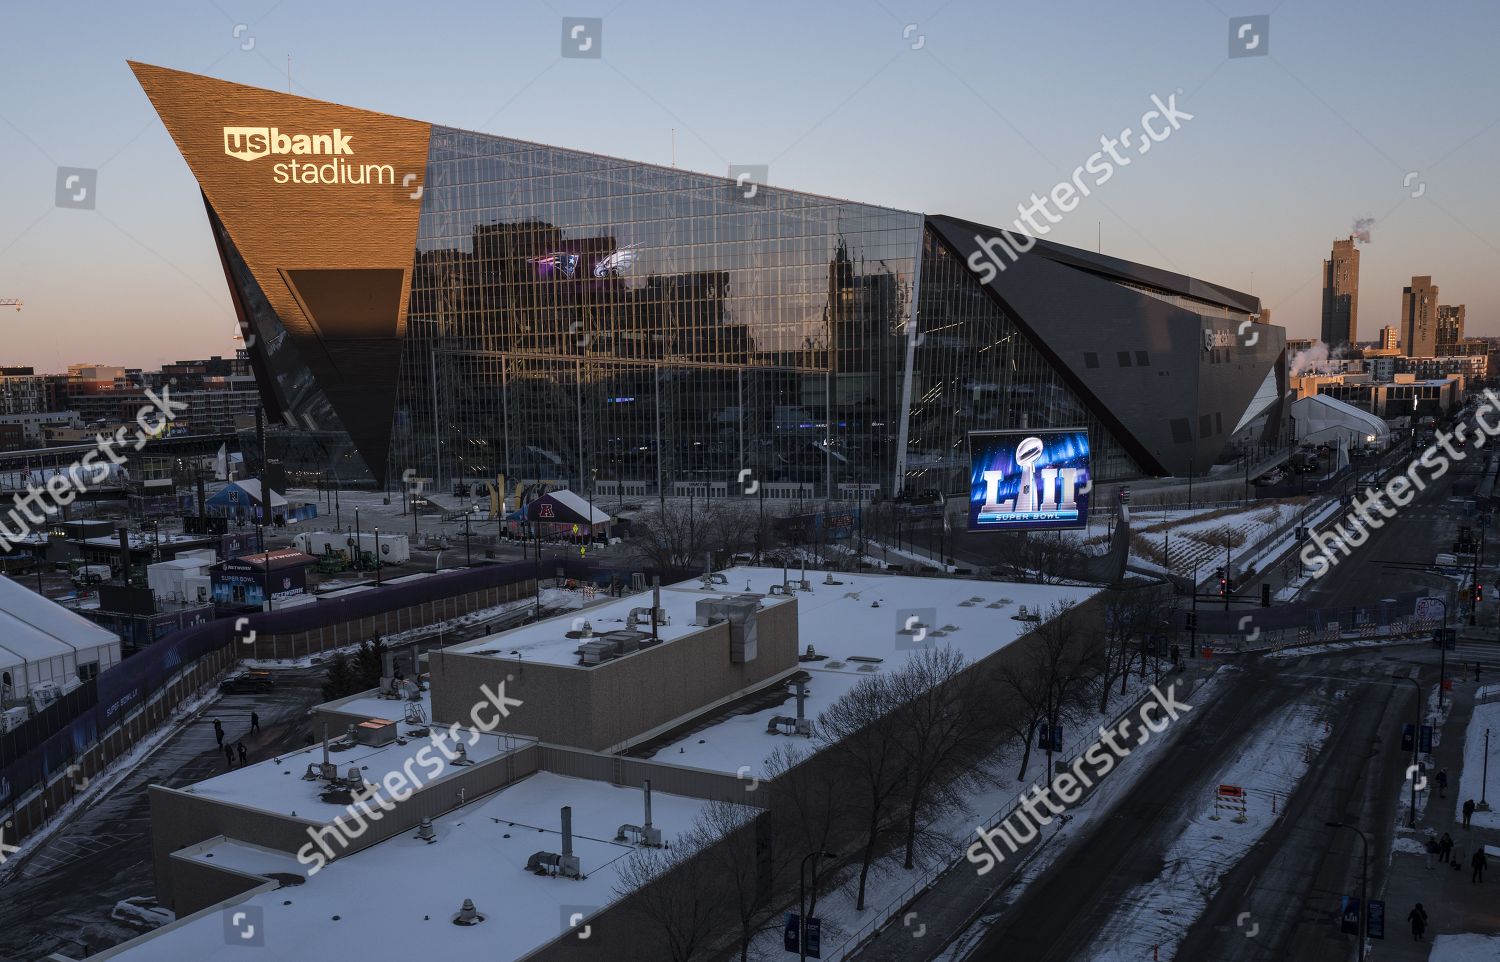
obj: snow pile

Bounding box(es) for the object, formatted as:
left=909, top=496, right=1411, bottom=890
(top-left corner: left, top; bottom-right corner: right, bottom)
left=1431, top=933, right=1500, bottom=961
left=1455, top=699, right=1500, bottom=830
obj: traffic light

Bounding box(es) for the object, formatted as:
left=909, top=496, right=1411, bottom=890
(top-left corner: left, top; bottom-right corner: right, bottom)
left=1219, top=577, right=1228, bottom=597
left=1477, top=583, right=1485, bottom=603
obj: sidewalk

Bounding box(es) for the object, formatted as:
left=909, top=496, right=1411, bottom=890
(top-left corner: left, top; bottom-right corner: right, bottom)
left=850, top=663, right=1218, bottom=962
left=1380, top=678, right=1500, bottom=960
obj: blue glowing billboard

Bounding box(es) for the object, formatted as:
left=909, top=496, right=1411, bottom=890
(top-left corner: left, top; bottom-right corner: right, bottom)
left=967, top=429, right=1090, bottom=532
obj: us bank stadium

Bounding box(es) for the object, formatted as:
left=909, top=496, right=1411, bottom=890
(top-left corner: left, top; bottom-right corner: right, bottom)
left=132, top=61, right=1287, bottom=501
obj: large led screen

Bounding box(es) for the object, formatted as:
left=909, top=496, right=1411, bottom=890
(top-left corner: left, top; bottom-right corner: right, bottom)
left=967, top=429, right=1090, bottom=532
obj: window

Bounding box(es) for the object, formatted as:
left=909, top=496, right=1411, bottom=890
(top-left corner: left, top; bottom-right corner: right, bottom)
left=1135, top=351, right=1149, bottom=366
left=1117, top=351, right=1133, bottom=367
left=1084, top=352, right=1099, bottom=369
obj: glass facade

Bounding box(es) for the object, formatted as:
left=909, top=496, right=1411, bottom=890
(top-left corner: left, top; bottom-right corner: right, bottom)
left=393, top=128, right=924, bottom=499
left=224, top=129, right=1154, bottom=496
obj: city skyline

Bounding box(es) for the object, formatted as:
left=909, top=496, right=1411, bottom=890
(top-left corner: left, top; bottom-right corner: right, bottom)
left=1, top=0, right=1497, bottom=370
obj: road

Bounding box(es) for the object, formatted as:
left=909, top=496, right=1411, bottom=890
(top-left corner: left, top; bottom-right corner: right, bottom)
left=916, top=451, right=1467, bottom=961
left=0, top=666, right=325, bottom=962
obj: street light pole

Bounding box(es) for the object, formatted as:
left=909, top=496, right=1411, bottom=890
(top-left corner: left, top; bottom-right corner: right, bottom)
left=374, top=526, right=381, bottom=586
left=1438, top=597, right=1449, bottom=709
left=1326, top=821, right=1369, bottom=962
left=798, top=850, right=835, bottom=962
left=1482, top=728, right=1492, bottom=812
left=1402, top=676, right=1422, bottom=828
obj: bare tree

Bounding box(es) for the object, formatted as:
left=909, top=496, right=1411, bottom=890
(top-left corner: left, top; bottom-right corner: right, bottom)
left=764, top=742, right=841, bottom=919
left=993, top=655, right=1050, bottom=781
left=1029, top=600, right=1106, bottom=771
left=816, top=673, right=908, bottom=911
left=885, top=646, right=995, bottom=869
left=690, top=801, right=770, bottom=962
left=612, top=833, right=724, bottom=962
left=986, top=532, right=1089, bottom=583
left=631, top=501, right=763, bottom=574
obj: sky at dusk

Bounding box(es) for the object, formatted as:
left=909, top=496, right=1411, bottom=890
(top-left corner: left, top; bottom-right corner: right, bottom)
left=1, top=0, right=1497, bottom=371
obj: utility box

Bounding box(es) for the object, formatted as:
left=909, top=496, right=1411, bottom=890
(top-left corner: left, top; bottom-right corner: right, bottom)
left=354, top=717, right=398, bottom=747
left=697, top=595, right=760, bottom=663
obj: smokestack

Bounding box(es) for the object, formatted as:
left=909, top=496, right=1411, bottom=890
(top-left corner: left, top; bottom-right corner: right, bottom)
left=196, top=475, right=206, bottom=521
left=796, top=680, right=807, bottom=721
left=643, top=780, right=653, bottom=829
left=651, top=576, right=661, bottom=642
left=322, top=721, right=330, bottom=768
left=561, top=806, right=573, bottom=857
left=117, top=526, right=131, bottom=586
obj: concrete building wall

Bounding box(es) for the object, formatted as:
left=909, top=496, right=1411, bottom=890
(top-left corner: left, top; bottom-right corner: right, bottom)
left=428, top=598, right=799, bottom=752
left=168, top=848, right=274, bottom=917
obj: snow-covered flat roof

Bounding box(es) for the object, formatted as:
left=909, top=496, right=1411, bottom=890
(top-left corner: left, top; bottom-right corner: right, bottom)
left=108, top=773, right=723, bottom=962
left=648, top=568, right=1100, bottom=777
left=180, top=727, right=528, bottom=821
left=318, top=688, right=433, bottom=726
left=176, top=837, right=304, bottom=878
left=443, top=576, right=795, bottom=668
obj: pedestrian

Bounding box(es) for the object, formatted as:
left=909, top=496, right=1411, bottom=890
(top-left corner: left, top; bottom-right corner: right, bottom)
left=250, top=710, right=260, bottom=735
left=223, top=743, right=234, bottom=768
left=1440, top=832, right=1455, bottom=864
left=213, top=718, right=224, bottom=747
left=1474, top=847, right=1489, bottom=884
left=1408, top=902, right=1428, bottom=941
left=1464, top=798, right=1476, bottom=829
left=237, top=741, right=248, bottom=766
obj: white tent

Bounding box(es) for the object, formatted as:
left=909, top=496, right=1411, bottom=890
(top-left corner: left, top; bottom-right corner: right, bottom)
left=546, top=488, right=612, bottom=524
left=1290, top=395, right=1391, bottom=450
left=0, top=575, right=121, bottom=703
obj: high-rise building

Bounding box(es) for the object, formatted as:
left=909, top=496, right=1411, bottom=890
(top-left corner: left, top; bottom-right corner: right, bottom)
left=0, top=366, right=46, bottom=415
left=1320, top=236, right=1359, bottom=348
left=133, top=61, right=1287, bottom=490
left=1437, top=304, right=1466, bottom=347
left=1379, top=325, right=1399, bottom=351
left=1400, top=276, right=1440, bottom=357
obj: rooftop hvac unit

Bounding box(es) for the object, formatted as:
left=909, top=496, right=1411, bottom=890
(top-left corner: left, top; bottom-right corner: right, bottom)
left=696, top=596, right=760, bottom=664
left=599, top=629, right=648, bottom=655
left=354, top=718, right=398, bottom=747
left=525, top=806, right=582, bottom=878
left=576, top=639, right=617, bottom=666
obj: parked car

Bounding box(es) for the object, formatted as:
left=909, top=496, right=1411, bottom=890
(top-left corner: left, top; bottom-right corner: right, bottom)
left=219, top=671, right=276, bottom=694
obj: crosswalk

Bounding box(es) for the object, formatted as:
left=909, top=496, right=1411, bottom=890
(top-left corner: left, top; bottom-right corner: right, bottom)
left=1453, top=635, right=1500, bottom=673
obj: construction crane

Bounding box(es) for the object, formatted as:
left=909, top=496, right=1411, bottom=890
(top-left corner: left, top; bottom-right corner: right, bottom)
left=0, top=299, right=20, bottom=311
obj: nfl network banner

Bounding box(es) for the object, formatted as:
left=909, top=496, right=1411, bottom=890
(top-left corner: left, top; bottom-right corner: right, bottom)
left=967, top=429, right=1091, bottom=532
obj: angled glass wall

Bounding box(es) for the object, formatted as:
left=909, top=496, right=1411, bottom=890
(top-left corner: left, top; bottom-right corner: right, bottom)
left=392, top=128, right=923, bottom=499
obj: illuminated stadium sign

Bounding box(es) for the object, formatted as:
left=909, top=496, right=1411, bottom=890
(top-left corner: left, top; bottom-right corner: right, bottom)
left=222, top=125, right=394, bottom=186
left=967, top=429, right=1091, bottom=532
